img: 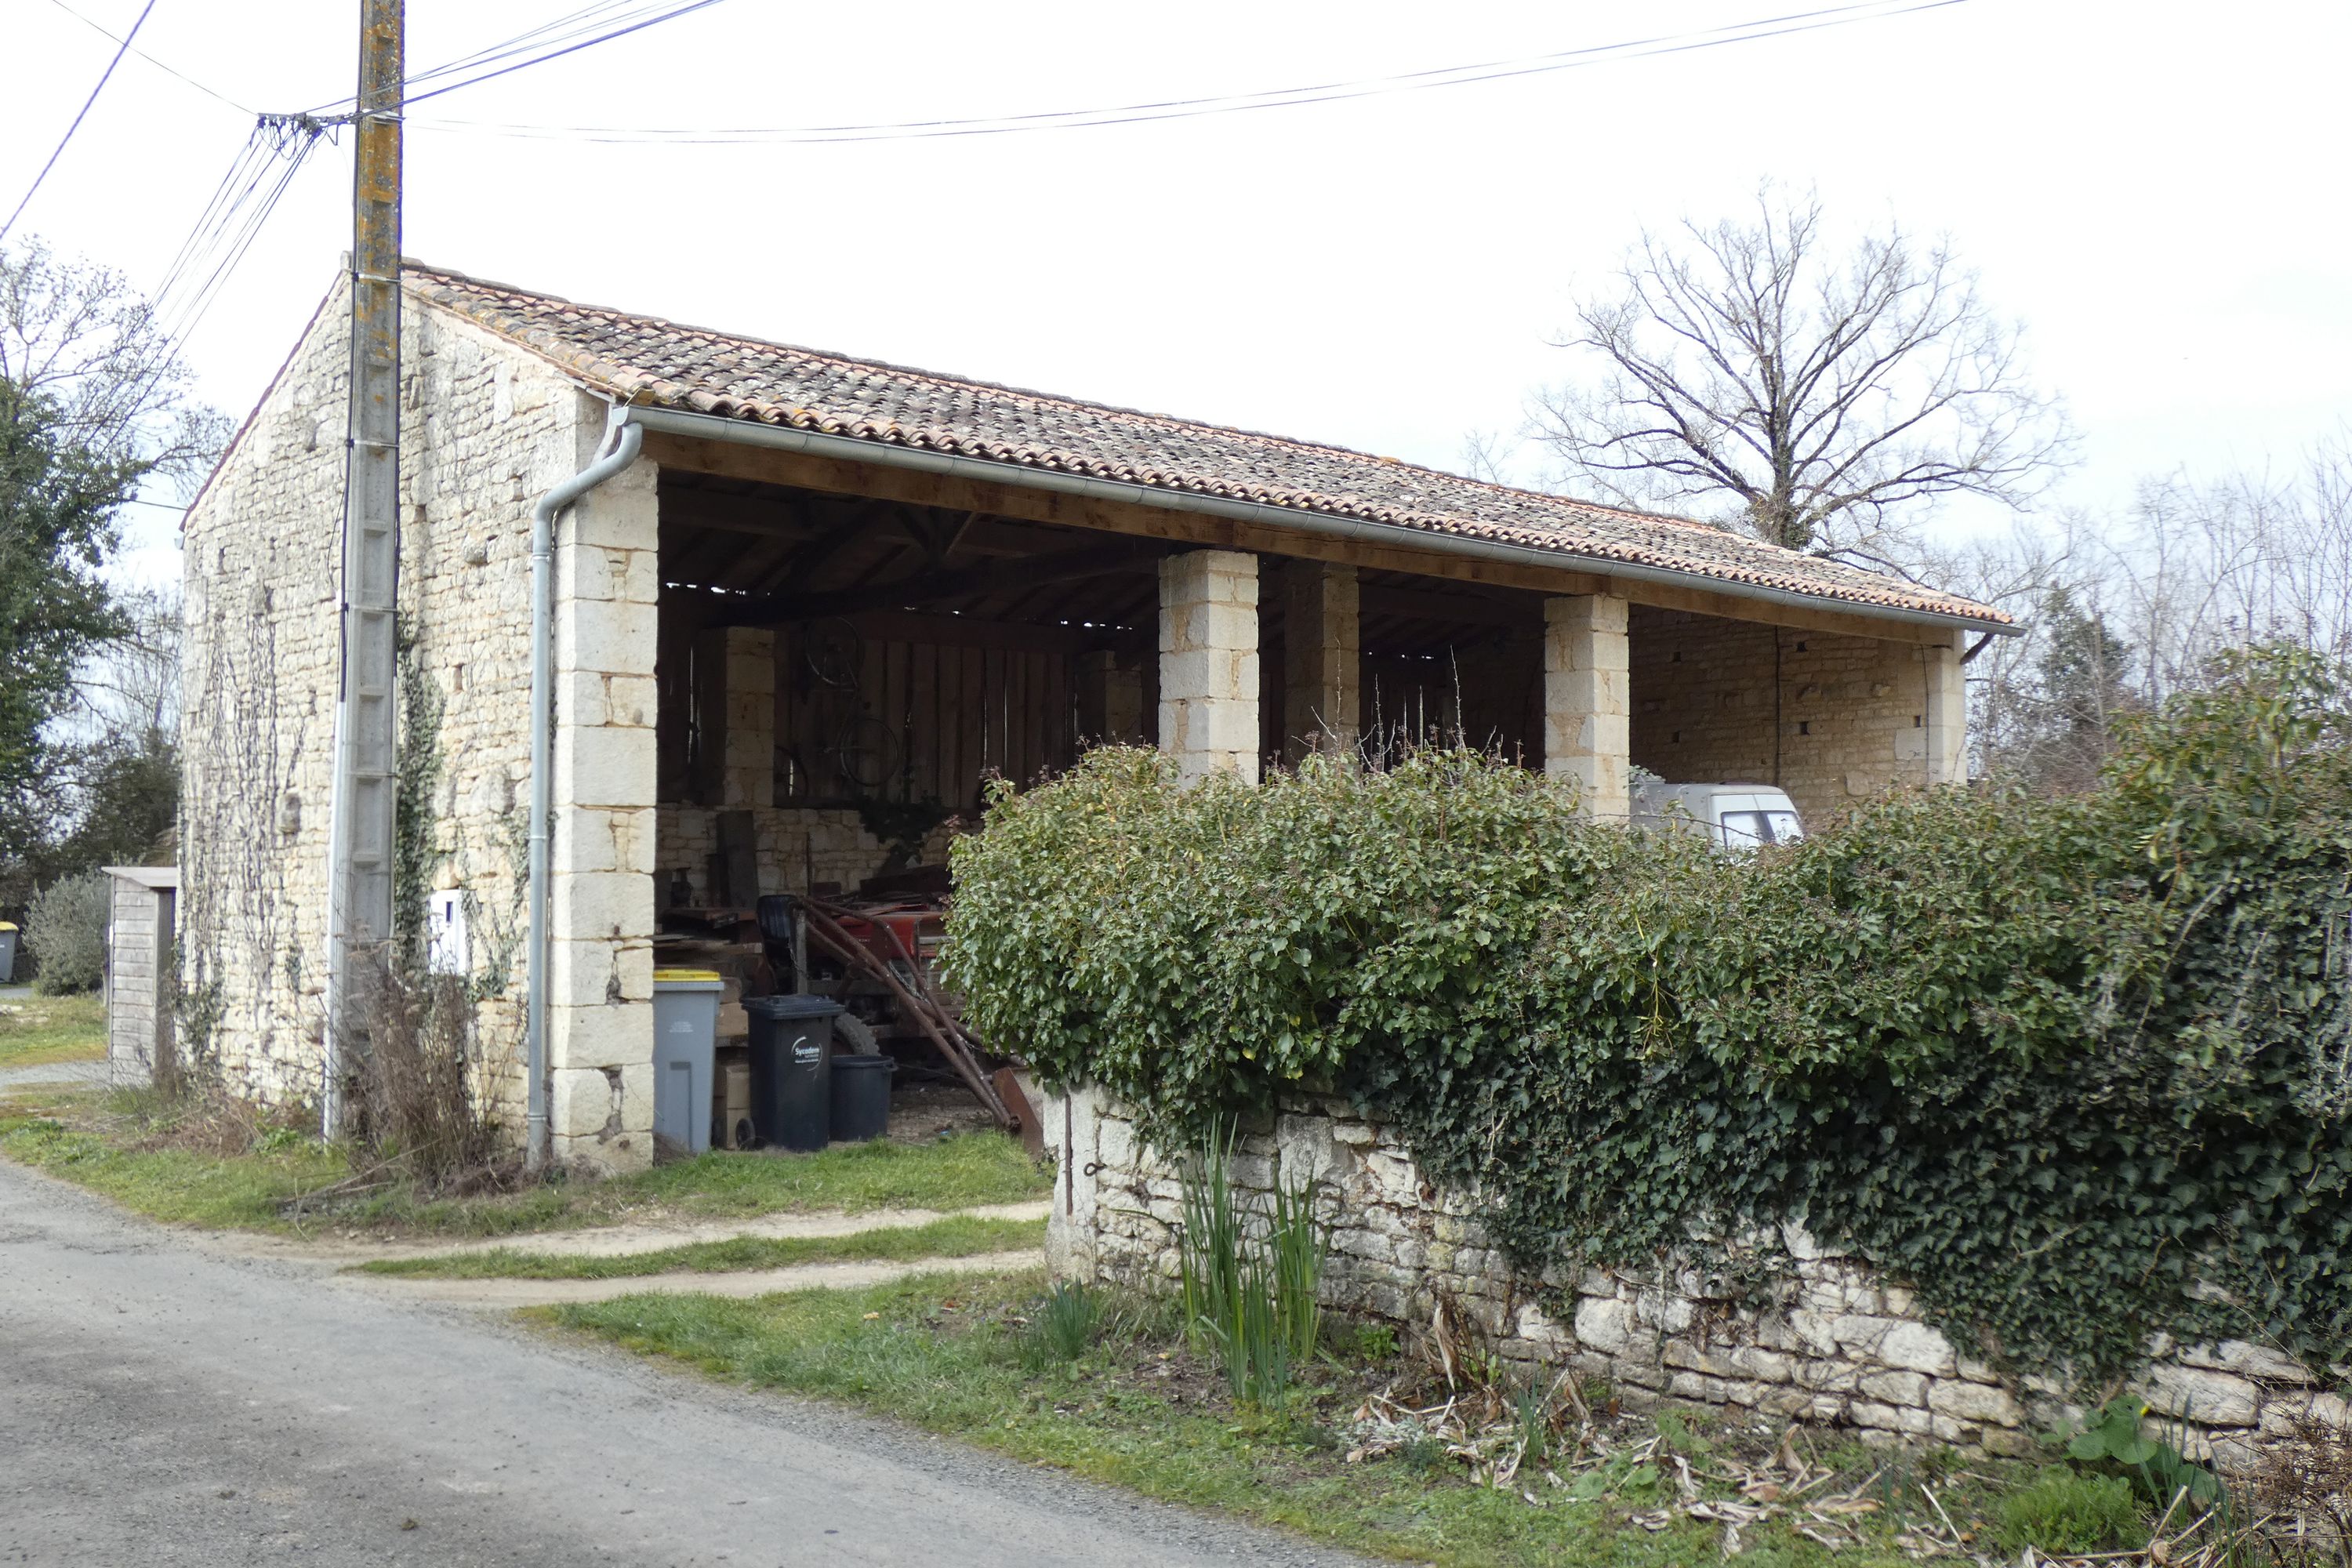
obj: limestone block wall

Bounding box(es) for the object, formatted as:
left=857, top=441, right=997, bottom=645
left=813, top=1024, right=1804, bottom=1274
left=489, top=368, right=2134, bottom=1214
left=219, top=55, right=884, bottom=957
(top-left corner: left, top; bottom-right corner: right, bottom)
left=1048, top=1091, right=2346, bottom=1475
left=1542, top=594, right=1632, bottom=818
left=1159, top=550, right=1261, bottom=784
left=180, top=284, right=348, bottom=1104
left=1629, top=609, right=1965, bottom=824
left=658, top=806, right=961, bottom=904
left=181, top=276, right=642, bottom=1155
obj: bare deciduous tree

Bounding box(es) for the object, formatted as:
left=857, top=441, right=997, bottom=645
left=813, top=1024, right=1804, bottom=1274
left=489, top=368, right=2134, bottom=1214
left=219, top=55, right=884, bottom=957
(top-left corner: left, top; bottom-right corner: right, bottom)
left=0, top=234, right=223, bottom=486
left=1944, top=430, right=2352, bottom=789
left=1536, top=187, right=2074, bottom=562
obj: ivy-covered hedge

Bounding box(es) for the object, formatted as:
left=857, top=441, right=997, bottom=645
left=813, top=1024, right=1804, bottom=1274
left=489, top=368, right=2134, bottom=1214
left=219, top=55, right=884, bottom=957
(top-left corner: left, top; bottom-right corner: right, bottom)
left=945, top=648, right=2352, bottom=1385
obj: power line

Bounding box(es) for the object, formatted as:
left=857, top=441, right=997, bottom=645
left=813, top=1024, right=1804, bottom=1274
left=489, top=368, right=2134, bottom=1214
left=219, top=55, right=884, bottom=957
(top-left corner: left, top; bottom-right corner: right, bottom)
left=119, top=0, right=720, bottom=369
left=407, top=0, right=1969, bottom=146
left=2, top=0, right=158, bottom=247
left=407, top=0, right=727, bottom=106
left=303, top=0, right=731, bottom=114
left=39, top=0, right=253, bottom=115
left=151, top=119, right=328, bottom=350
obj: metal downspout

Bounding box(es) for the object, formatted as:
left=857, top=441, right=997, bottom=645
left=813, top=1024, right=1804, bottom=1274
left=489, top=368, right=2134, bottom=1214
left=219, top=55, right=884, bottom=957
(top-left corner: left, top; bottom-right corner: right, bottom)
left=525, top=409, right=642, bottom=1171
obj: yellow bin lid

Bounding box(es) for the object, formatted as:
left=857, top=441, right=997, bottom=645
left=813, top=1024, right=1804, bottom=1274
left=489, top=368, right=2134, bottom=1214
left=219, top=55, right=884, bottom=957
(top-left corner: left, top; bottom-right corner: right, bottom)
left=0, top=922, right=16, bottom=932
left=653, top=968, right=722, bottom=983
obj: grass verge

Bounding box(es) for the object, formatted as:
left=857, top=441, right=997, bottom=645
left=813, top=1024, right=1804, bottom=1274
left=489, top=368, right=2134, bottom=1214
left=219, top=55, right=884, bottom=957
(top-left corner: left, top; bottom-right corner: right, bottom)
left=348, top=1133, right=1053, bottom=1238
left=0, top=1097, right=344, bottom=1227
left=547, top=1269, right=2035, bottom=1568
left=355, top=1214, right=1046, bottom=1279
left=0, top=993, right=107, bottom=1069
left=0, top=1085, right=1049, bottom=1240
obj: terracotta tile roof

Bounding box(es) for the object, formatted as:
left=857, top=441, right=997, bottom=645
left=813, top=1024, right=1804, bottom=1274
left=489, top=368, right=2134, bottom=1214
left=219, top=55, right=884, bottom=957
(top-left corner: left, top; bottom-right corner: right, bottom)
left=406, top=263, right=2006, bottom=628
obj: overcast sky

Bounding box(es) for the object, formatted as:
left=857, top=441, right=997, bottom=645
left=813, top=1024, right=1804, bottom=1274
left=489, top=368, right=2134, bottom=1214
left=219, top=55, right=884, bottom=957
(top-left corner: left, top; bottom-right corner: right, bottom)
left=9, top=0, right=2349, bottom=590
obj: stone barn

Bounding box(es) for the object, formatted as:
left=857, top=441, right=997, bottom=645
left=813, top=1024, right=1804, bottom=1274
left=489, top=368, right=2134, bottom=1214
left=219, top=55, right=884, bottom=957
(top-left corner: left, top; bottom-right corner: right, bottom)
left=178, top=263, right=2009, bottom=1170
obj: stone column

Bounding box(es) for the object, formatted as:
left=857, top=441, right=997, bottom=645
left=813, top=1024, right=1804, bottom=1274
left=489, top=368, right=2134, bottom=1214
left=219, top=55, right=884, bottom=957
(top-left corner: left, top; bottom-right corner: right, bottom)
left=1543, top=593, right=1631, bottom=818
left=721, top=627, right=775, bottom=808
left=1281, top=561, right=1359, bottom=762
left=1076, top=649, right=1146, bottom=745
left=547, top=440, right=661, bottom=1173
left=1923, top=632, right=1967, bottom=786
left=1157, top=550, right=1261, bottom=785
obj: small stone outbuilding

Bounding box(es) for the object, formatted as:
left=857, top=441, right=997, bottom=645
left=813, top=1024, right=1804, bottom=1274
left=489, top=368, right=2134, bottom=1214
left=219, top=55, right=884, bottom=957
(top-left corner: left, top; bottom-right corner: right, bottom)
left=102, top=865, right=178, bottom=1089
left=177, top=262, right=2009, bottom=1169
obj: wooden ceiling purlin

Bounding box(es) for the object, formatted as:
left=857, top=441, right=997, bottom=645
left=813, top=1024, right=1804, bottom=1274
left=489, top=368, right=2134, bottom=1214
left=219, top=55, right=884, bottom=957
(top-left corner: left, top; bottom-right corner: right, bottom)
left=743, top=511, right=877, bottom=596
left=737, top=539, right=1169, bottom=626
left=645, top=433, right=1964, bottom=648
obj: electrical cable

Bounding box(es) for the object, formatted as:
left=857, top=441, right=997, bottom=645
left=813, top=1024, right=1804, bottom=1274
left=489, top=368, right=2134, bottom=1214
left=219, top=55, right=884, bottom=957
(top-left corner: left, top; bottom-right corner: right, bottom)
left=3, top=0, right=158, bottom=246
left=38, top=0, right=252, bottom=115
left=405, top=0, right=728, bottom=106
left=407, top=0, right=1969, bottom=145
left=303, top=0, right=730, bottom=115
left=154, top=123, right=325, bottom=350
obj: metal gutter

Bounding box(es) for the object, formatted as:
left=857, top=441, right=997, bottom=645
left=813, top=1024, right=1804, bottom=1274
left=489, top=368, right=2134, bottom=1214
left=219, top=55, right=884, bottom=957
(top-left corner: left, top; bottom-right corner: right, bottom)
left=524, top=410, right=643, bottom=1172
left=620, top=404, right=2016, bottom=637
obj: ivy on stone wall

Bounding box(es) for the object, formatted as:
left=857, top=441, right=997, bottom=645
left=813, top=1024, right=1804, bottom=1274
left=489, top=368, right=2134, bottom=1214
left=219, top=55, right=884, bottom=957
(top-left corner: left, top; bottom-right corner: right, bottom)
left=945, top=646, right=2352, bottom=1387
left=392, top=615, right=445, bottom=969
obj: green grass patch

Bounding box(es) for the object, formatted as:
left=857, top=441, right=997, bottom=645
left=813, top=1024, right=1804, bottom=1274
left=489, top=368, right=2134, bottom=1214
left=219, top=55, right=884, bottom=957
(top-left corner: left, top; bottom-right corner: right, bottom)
left=347, top=1133, right=1052, bottom=1239
left=356, top=1214, right=1045, bottom=1279
left=0, top=1101, right=345, bottom=1227
left=1994, top=1468, right=2145, bottom=1555
left=548, top=1270, right=1999, bottom=1568
left=1, top=1086, right=1049, bottom=1240
left=0, top=993, right=107, bottom=1069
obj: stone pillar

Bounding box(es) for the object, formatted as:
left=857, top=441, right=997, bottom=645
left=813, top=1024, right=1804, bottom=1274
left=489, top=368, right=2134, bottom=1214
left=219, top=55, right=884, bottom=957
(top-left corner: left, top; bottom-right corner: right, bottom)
left=721, top=627, right=775, bottom=808
left=1076, top=649, right=1146, bottom=745
left=1543, top=593, right=1631, bottom=818
left=1157, top=550, right=1261, bottom=785
left=548, top=441, right=661, bottom=1172
left=1281, top=561, right=1359, bottom=762
left=1924, top=632, right=1967, bottom=785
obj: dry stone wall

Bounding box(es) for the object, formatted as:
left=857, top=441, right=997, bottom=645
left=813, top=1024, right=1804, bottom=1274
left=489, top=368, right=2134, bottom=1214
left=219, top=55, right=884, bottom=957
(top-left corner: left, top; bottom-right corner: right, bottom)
left=1048, top=1090, right=2346, bottom=1475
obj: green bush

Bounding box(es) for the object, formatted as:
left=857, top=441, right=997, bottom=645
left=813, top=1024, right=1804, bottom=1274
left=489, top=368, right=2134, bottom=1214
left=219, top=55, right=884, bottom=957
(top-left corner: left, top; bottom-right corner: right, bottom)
left=946, top=646, right=2352, bottom=1384
left=1996, top=1469, right=2145, bottom=1555
left=25, top=869, right=109, bottom=993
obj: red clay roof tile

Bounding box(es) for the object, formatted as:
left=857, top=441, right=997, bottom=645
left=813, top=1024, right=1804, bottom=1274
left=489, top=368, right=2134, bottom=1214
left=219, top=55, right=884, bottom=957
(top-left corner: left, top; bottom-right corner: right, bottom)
left=406, top=263, right=2005, bottom=628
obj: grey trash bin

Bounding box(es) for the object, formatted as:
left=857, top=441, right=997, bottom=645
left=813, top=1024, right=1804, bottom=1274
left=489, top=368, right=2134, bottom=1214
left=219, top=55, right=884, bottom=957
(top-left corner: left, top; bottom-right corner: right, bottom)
left=0, top=922, right=16, bottom=984
left=652, top=969, right=724, bottom=1156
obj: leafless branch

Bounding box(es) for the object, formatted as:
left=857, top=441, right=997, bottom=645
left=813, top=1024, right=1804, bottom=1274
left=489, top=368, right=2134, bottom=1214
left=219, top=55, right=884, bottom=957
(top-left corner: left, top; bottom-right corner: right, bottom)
left=1534, top=184, right=2075, bottom=558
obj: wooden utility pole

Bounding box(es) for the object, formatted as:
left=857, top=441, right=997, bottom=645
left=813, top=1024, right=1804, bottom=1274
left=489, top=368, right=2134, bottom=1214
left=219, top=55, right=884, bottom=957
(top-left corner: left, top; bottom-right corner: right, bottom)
left=323, top=0, right=404, bottom=1133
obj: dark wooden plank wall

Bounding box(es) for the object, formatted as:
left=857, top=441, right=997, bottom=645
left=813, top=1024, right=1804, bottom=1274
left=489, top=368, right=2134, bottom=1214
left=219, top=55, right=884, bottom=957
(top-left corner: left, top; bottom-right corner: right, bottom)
left=1362, top=640, right=1541, bottom=764
left=775, top=626, right=1076, bottom=812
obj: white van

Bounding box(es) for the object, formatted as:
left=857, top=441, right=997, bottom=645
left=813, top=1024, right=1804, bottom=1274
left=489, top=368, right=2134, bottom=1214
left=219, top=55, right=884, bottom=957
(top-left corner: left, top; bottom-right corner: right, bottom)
left=1632, top=780, right=1806, bottom=850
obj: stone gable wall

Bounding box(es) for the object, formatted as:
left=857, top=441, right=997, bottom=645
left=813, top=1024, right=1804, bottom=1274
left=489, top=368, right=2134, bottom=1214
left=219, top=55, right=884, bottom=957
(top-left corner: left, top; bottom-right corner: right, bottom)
left=180, top=280, right=610, bottom=1134
left=1047, top=1089, right=2347, bottom=1475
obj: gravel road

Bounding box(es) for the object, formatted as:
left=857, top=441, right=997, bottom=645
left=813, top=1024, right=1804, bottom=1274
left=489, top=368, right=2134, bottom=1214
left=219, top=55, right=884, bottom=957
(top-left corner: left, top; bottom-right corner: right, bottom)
left=0, top=1159, right=1365, bottom=1567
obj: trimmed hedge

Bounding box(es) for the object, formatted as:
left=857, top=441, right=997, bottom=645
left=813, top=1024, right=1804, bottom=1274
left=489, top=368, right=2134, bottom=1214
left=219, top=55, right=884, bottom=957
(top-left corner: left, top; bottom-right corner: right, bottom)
left=945, top=648, right=2352, bottom=1384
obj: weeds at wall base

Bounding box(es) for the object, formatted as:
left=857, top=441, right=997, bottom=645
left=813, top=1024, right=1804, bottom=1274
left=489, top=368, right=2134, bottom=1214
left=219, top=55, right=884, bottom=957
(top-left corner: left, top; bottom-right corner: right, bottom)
left=550, top=1267, right=2352, bottom=1568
